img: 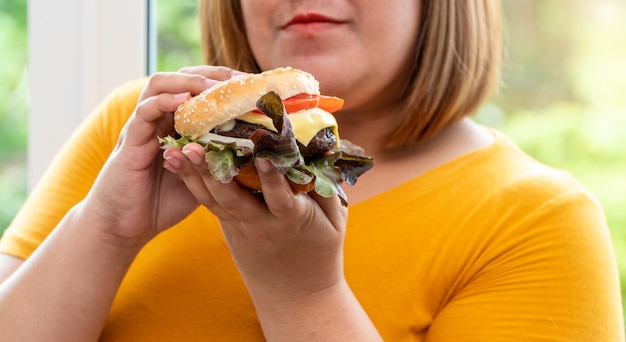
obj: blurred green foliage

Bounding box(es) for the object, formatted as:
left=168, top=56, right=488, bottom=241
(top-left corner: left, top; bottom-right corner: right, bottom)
left=1, top=0, right=625, bottom=322
left=0, top=0, right=28, bottom=231
left=155, top=0, right=202, bottom=71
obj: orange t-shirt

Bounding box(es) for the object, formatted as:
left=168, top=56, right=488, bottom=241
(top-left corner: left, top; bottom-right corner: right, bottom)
left=1, top=79, right=623, bottom=341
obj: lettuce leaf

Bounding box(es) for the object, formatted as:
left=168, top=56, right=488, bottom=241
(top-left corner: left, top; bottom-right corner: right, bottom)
left=158, top=135, right=196, bottom=149
left=204, top=141, right=243, bottom=184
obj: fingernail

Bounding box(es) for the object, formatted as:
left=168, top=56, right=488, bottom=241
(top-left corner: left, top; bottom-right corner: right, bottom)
left=163, top=155, right=180, bottom=170
left=255, top=158, right=272, bottom=173
left=205, top=79, right=218, bottom=88
left=174, top=92, right=190, bottom=100
left=183, top=149, right=203, bottom=165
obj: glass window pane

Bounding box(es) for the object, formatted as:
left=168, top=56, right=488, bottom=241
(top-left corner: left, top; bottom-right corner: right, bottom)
left=155, top=0, right=202, bottom=72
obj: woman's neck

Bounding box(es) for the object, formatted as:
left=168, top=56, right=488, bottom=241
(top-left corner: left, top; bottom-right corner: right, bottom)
left=333, top=103, right=403, bottom=159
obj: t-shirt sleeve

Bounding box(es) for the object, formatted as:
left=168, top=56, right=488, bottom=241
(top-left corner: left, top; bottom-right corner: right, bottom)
left=0, top=78, right=148, bottom=259
left=425, top=190, right=624, bottom=341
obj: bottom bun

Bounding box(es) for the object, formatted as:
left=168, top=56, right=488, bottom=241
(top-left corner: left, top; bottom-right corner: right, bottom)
left=234, top=162, right=316, bottom=193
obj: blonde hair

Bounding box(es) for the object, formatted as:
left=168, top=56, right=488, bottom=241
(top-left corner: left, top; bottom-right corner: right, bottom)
left=198, top=0, right=258, bottom=72
left=198, top=0, right=502, bottom=148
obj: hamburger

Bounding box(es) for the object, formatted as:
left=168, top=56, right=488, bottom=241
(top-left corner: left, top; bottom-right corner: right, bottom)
left=160, top=67, right=373, bottom=206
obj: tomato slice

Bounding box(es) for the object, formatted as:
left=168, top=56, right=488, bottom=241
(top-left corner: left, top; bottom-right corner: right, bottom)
left=283, top=93, right=320, bottom=113
left=316, top=95, right=344, bottom=113
left=252, top=93, right=344, bottom=114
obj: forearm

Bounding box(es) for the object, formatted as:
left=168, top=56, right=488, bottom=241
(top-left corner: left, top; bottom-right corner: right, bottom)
left=0, top=202, right=142, bottom=341
left=250, top=279, right=383, bottom=342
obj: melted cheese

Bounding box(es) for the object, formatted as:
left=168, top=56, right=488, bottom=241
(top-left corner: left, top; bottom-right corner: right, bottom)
left=231, top=107, right=339, bottom=146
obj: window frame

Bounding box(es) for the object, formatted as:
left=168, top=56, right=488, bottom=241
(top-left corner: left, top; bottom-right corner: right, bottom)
left=27, top=0, right=153, bottom=189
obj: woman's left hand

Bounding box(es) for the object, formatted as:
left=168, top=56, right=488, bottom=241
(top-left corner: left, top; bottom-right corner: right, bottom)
left=163, top=142, right=348, bottom=299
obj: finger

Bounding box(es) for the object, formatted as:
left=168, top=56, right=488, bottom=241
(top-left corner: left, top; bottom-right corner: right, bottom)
left=178, top=65, right=247, bottom=81
left=163, top=144, right=220, bottom=209
left=140, top=72, right=216, bottom=101
left=121, top=92, right=190, bottom=150
left=309, top=191, right=348, bottom=232
left=255, top=158, right=303, bottom=218
left=136, top=92, right=190, bottom=123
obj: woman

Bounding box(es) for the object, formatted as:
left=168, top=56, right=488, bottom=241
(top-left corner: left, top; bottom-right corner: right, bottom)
left=0, top=0, right=623, bottom=340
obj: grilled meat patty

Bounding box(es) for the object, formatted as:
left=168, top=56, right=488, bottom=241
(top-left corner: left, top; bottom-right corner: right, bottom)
left=217, top=120, right=336, bottom=158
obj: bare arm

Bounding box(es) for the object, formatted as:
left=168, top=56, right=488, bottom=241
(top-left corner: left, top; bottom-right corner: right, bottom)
left=0, top=205, right=142, bottom=341
left=249, top=278, right=381, bottom=341
left=0, top=68, right=237, bottom=341
left=0, top=254, right=23, bottom=284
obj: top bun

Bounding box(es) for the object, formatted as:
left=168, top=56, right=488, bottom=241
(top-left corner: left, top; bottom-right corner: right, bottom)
left=174, top=67, right=320, bottom=138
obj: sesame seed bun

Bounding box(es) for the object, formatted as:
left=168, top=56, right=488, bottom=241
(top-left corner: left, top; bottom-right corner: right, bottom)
left=174, top=67, right=320, bottom=139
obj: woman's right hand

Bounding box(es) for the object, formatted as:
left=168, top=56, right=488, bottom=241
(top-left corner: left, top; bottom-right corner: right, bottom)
left=80, top=66, right=243, bottom=248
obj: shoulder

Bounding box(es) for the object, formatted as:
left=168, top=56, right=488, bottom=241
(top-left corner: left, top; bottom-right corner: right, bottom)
left=416, top=127, right=613, bottom=266
left=446, top=130, right=622, bottom=337
left=466, top=129, right=607, bottom=235
left=475, top=128, right=592, bottom=203
left=468, top=130, right=614, bottom=284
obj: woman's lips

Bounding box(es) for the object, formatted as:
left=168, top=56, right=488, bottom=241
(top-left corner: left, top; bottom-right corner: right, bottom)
left=282, top=13, right=344, bottom=35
